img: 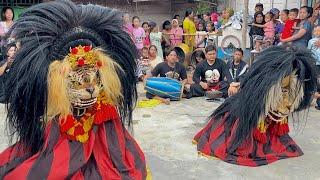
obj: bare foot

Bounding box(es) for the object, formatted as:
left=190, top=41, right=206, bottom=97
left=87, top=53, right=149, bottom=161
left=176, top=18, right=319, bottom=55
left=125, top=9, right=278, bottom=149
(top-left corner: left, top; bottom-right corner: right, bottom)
left=162, top=98, right=170, bottom=105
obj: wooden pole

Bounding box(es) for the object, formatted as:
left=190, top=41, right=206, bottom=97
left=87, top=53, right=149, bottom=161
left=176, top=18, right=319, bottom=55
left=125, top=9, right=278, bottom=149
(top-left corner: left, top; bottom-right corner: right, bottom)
left=301, top=0, right=308, bottom=6
left=241, top=0, right=249, bottom=50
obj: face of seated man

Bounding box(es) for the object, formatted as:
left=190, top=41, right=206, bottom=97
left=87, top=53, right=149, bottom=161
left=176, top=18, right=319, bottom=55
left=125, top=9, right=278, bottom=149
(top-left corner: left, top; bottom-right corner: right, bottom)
left=166, top=50, right=178, bottom=64
left=233, top=50, right=243, bottom=63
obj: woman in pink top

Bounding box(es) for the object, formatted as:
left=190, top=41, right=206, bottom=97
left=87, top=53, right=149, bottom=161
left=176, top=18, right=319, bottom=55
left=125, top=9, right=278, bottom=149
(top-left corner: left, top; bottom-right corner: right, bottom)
left=170, top=19, right=183, bottom=46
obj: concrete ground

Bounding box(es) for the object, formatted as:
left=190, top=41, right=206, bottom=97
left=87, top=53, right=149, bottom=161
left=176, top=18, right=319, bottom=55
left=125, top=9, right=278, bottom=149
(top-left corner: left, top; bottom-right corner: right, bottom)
left=133, top=84, right=320, bottom=180
left=0, top=84, right=320, bottom=180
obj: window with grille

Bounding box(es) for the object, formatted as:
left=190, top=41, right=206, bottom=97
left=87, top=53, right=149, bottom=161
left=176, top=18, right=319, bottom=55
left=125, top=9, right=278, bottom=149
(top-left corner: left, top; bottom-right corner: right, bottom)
left=0, top=0, right=42, bottom=6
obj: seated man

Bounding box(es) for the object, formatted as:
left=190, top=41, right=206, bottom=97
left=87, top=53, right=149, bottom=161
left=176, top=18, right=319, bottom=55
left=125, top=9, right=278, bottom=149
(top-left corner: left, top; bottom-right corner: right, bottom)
left=185, top=45, right=228, bottom=99
left=226, top=48, right=249, bottom=96
left=145, top=48, right=187, bottom=104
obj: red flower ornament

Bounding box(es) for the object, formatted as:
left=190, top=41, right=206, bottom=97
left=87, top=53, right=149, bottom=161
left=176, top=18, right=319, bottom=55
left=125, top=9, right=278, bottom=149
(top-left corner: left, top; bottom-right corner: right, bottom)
left=77, top=57, right=85, bottom=67
left=71, top=47, right=78, bottom=55
left=84, top=45, right=92, bottom=52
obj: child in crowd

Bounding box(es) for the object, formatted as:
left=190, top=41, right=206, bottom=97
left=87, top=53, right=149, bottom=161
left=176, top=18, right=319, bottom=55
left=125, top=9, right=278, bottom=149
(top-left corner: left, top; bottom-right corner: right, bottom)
left=142, top=22, right=151, bottom=47
left=206, top=22, right=217, bottom=47
left=137, top=47, right=151, bottom=81
left=149, top=21, right=164, bottom=59
left=252, top=12, right=275, bottom=52
left=132, top=16, right=146, bottom=53
left=195, top=21, right=206, bottom=48
left=281, top=8, right=300, bottom=43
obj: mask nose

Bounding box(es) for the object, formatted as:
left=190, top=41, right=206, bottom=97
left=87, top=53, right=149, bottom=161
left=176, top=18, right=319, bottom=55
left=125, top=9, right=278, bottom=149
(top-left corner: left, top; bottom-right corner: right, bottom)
left=86, top=86, right=95, bottom=95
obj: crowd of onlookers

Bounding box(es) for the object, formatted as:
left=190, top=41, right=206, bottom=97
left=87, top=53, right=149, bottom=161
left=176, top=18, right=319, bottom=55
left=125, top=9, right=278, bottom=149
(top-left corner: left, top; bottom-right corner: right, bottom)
left=124, top=2, right=320, bottom=109
left=0, top=3, right=318, bottom=109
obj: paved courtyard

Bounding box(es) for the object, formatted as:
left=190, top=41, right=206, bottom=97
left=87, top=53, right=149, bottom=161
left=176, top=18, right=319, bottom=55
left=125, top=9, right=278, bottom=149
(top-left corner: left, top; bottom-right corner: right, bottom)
left=0, top=84, right=320, bottom=180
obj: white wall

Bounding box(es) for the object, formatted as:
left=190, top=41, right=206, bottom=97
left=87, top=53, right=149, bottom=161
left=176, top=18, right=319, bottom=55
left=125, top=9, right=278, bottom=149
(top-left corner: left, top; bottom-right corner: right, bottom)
left=232, top=0, right=302, bottom=15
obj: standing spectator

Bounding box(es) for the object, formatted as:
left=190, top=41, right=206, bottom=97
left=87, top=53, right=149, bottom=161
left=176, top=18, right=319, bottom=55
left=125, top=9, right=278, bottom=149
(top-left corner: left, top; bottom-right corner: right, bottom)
left=195, top=21, right=206, bottom=48
left=249, top=12, right=265, bottom=49
left=279, top=9, right=289, bottom=29
left=0, top=7, right=14, bottom=46
left=250, top=12, right=265, bottom=37
left=206, top=22, right=216, bottom=47
left=211, top=12, right=219, bottom=29
left=310, top=2, right=320, bottom=26
left=225, top=48, right=248, bottom=96
left=270, top=8, right=280, bottom=20
left=280, top=8, right=299, bottom=44
left=219, top=8, right=234, bottom=26
left=162, top=20, right=172, bottom=54
left=183, top=9, right=197, bottom=51
left=123, top=13, right=133, bottom=35
left=149, top=21, right=163, bottom=59
left=173, top=14, right=182, bottom=27
left=170, top=19, right=183, bottom=46
left=0, top=7, right=14, bottom=36
left=252, top=12, right=275, bottom=52
left=142, top=22, right=150, bottom=47
left=148, top=45, right=163, bottom=69
left=249, top=12, right=265, bottom=50
left=0, top=43, right=16, bottom=76
left=281, top=6, right=313, bottom=48
left=308, top=26, right=320, bottom=110
left=308, top=26, right=320, bottom=75
left=185, top=45, right=227, bottom=99
left=193, top=15, right=200, bottom=29
left=0, top=43, right=16, bottom=102
left=203, top=12, right=211, bottom=30
left=270, top=8, right=282, bottom=44
left=132, top=16, right=145, bottom=53
left=255, top=3, right=264, bottom=13
left=280, top=9, right=289, bottom=23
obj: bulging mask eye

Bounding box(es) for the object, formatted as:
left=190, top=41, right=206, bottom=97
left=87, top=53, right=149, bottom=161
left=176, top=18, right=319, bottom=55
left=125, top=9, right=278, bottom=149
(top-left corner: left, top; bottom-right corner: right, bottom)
left=83, top=75, right=91, bottom=83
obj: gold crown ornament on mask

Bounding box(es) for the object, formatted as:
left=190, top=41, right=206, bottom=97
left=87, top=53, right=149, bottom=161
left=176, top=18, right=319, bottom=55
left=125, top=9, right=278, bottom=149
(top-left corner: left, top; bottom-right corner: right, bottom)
left=68, top=45, right=103, bottom=69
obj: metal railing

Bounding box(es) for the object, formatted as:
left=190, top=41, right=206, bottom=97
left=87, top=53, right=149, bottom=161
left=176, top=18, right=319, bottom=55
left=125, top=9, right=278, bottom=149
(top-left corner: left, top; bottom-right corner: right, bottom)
left=0, top=0, right=42, bottom=6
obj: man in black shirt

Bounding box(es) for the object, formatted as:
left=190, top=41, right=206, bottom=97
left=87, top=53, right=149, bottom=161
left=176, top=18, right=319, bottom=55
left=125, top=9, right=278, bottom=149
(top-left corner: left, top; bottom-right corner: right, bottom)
left=185, top=45, right=228, bottom=99
left=145, top=48, right=187, bottom=104
left=226, top=48, right=248, bottom=96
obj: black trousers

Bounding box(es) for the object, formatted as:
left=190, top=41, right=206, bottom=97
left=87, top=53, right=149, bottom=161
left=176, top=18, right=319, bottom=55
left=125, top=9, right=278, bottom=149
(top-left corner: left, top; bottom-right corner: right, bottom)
left=185, top=82, right=229, bottom=99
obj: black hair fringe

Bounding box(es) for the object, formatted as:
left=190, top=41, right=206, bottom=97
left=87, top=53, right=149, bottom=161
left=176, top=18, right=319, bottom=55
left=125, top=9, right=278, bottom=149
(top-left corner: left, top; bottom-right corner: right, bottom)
left=5, top=0, right=137, bottom=154
left=209, top=46, right=318, bottom=153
